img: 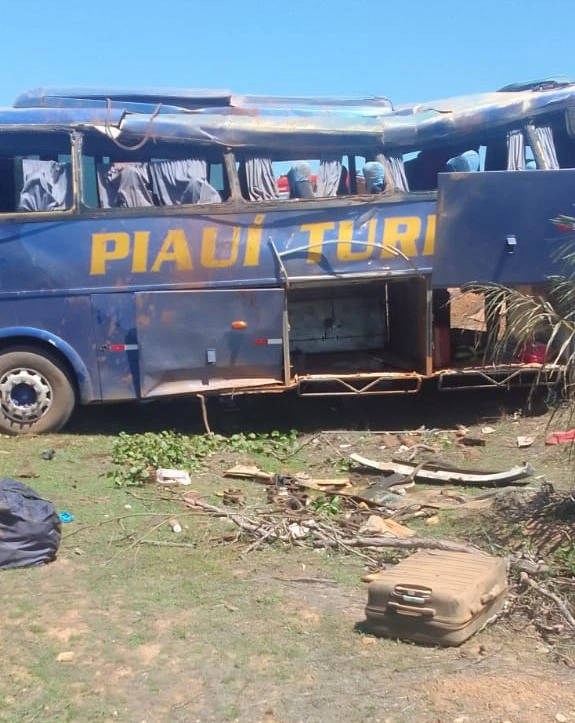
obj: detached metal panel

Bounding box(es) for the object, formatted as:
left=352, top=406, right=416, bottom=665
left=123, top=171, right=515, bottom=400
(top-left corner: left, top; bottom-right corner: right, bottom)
left=433, top=169, right=575, bottom=288
left=136, top=288, right=285, bottom=397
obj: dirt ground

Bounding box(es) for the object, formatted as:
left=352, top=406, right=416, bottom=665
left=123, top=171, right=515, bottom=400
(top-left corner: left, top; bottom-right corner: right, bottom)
left=1, top=389, right=574, bottom=723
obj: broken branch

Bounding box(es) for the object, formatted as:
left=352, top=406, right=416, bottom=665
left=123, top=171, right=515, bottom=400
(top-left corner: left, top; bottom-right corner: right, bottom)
left=520, top=572, right=575, bottom=631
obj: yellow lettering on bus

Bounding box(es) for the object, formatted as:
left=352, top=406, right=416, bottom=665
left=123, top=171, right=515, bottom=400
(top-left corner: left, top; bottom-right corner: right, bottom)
left=336, top=220, right=373, bottom=261
left=201, top=227, right=240, bottom=268
left=422, top=214, right=436, bottom=256
left=90, top=232, right=130, bottom=275
left=150, top=229, right=193, bottom=272
left=381, top=216, right=421, bottom=258
left=132, top=231, right=150, bottom=273
left=244, top=214, right=265, bottom=267
left=301, top=222, right=335, bottom=263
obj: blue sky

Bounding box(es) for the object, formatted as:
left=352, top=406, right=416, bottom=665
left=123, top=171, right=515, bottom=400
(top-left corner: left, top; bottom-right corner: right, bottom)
left=1, top=0, right=575, bottom=108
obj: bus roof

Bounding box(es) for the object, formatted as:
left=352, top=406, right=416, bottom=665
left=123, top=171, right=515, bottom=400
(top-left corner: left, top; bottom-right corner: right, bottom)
left=3, top=78, right=575, bottom=153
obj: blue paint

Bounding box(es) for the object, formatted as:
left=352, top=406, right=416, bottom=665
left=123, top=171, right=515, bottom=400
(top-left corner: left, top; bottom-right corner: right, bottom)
left=0, top=79, right=573, bottom=411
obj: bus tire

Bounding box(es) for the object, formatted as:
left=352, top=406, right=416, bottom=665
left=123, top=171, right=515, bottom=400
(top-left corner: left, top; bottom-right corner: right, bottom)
left=0, top=348, right=76, bottom=435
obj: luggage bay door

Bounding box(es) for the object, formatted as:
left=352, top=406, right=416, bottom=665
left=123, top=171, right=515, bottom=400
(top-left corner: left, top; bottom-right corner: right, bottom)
left=433, top=170, right=575, bottom=288
left=135, top=289, right=285, bottom=397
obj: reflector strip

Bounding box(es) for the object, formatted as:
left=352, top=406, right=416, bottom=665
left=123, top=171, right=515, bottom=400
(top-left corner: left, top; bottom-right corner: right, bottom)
left=253, top=338, right=282, bottom=346
left=109, top=344, right=139, bottom=352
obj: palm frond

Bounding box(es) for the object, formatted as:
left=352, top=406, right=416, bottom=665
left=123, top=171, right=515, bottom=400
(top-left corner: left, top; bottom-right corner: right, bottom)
left=463, top=236, right=575, bottom=398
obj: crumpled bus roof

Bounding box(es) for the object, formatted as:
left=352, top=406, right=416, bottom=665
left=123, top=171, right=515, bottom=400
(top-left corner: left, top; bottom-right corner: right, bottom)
left=5, top=78, right=575, bottom=152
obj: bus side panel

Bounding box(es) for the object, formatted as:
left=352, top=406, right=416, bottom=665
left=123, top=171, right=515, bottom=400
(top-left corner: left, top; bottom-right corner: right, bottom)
left=433, top=169, right=575, bottom=288
left=0, top=295, right=100, bottom=400
left=136, top=288, right=285, bottom=397
left=91, top=292, right=139, bottom=400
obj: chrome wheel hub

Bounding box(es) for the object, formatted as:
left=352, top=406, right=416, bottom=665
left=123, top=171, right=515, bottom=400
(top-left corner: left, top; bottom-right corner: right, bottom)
left=0, top=368, right=53, bottom=424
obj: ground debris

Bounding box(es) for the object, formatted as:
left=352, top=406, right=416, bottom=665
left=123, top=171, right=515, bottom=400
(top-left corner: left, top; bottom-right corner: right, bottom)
left=155, top=468, right=192, bottom=486
left=358, top=515, right=414, bottom=538
left=349, top=453, right=533, bottom=487
left=182, top=495, right=484, bottom=559
left=456, top=433, right=487, bottom=447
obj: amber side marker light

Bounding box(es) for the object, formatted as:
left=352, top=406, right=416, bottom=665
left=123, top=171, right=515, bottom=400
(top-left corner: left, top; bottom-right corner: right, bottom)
left=231, top=320, right=248, bottom=330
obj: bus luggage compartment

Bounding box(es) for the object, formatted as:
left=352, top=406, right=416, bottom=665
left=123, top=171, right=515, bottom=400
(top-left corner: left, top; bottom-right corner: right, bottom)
left=286, top=275, right=430, bottom=394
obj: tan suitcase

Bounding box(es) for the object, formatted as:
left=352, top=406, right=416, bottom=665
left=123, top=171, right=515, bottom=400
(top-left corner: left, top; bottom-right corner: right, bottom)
left=364, top=550, right=508, bottom=646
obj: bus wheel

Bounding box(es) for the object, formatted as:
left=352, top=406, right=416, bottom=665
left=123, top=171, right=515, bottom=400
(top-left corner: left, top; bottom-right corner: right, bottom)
left=0, top=349, right=76, bottom=435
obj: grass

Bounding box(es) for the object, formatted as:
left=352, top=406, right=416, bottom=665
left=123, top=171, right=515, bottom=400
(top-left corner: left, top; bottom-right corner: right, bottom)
left=0, top=393, right=574, bottom=721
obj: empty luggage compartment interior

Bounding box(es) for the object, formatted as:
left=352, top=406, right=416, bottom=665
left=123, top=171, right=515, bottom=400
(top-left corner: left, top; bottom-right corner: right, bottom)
left=287, top=276, right=429, bottom=376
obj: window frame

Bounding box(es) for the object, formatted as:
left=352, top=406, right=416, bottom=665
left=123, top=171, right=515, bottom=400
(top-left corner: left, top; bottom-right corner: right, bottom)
left=0, top=127, right=78, bottom=219
left=76, top=130, right=238, bottom=214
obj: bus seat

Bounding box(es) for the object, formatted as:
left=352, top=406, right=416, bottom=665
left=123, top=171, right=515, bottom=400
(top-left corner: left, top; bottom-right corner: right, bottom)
left=97, top=162, right=154, bottom=208
left=446, top=150, right=480, bottom=173
left=287, top=162, right=314, bottom=199
left=149, top=159, right=221, bottom=205
left=17, top=159, right=71, bottom=212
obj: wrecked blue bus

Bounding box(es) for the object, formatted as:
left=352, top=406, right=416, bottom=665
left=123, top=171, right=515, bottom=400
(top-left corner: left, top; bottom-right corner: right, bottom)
left=0, top=78, right=574, bottom=434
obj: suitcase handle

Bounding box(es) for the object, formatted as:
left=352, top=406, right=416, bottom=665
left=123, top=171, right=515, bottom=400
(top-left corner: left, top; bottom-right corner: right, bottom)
left=388, top=601, right=435, bottom=618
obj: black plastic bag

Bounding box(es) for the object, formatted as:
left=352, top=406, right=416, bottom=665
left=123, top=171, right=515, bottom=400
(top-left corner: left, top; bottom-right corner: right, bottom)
left=0, top=479, right=61, bottom=569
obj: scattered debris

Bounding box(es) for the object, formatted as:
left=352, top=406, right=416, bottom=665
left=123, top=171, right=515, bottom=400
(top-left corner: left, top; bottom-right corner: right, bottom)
left=58, top=511, right=74, bottom=524
left=182, top=495, right=486, bottom=557
left=456, top=435, right=487, bottom=447
left=358, top=515, right=414, bottom=538
left=168, top=518, right=182, bottom=533
left=219, top=488, right=246, bottom=506
left=481, top=426, right=496, bottom=435
left=41, top=449, right=55, bottom=461
left=380, top=433, right=401, bottom=449
left=15, top=469, right=39, bottom=479
left=520, top=573, right=575, bottom=631
left=56, top=651, right=75, bottom=663
left=517, top=435, right=535, bottom=448
left=349, top=454, right=533, bottom=487
left=546, top=429, right=575, bottom=445
left=224, top=465, right=272, bottom=481
left=155, top=468, right=192, bottom=486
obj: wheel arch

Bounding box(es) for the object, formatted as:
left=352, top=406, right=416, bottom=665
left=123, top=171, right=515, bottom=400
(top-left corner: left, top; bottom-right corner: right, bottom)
left=0, top=328, right=97, bottom=403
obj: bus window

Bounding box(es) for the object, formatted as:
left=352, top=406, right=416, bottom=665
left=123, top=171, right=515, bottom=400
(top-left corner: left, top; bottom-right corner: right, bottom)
left=80, top=133, right=228, bottom=209
left=238, top=156, right=352, bottom=201
left=0, top=132, right=72, bottom=213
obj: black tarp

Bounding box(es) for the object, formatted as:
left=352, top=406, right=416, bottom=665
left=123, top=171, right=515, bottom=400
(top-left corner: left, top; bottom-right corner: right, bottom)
left=0, top=479, right=61, bottom=569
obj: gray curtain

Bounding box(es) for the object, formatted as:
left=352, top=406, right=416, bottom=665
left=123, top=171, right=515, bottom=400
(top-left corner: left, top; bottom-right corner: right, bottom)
left=534, top=125, right=559, bottom=169
left=149, top=159, right=220, bottom=205
left=387, top=155, right=409, bottom=192
left=18, top=159, right=71, bottom=211
left=507, top=130, right=525, bottom=170
left=316, top=157, right=342, bottom=197
left=241, top=158, right=279, bottom=201
left=97, top=162, right=154, bottom=208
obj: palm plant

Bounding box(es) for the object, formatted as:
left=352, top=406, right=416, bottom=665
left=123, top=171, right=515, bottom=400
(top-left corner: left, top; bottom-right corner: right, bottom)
left=464, top=215, right=575, bottom=398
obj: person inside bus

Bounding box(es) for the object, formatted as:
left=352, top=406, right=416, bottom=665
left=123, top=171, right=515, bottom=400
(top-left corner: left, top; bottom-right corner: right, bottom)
left=287, top=161, right=315, bottom=199
left=445, top=150, right=480, bottom=173
left=363, top=161, right=387, bottom=193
